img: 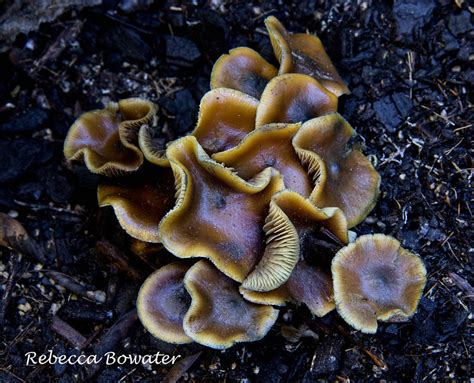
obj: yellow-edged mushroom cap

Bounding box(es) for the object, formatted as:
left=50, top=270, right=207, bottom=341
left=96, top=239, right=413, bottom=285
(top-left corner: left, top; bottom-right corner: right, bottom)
left=255, top=74, right=338, bottom=127
left=159, top=136, right=285, bottom=282
left=332, top=234, right=427, bottom=333
left=137, top=262, right=193, bottom=344
left=241, top=190, right=348, bottom=317
left=293, top=113, right=380, bottom=228
left=64, top=98, right=156, bottom=175
left=213, top=123, right=313, bottom=197
left=183, top=260, right=279, bottom=349
left=265, top=16, right=349, bottom=96
left=98, top=166, right=176, bottom=243
left=191, top=88, right=258, bottom=154
left=211, top=47, right=278, bottom=99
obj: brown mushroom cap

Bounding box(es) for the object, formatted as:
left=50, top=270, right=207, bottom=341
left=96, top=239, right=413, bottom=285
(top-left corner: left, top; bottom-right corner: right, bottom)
left=255, top=74, right=338, bottom=127
left=264, top=16, right=349, bottom=97
left=64, top=98, right=156, bottom=175
left=137, top=262, right=193, bottom=344
left=212, top=123, right=313, bottom=197
left=191, top=88, right=259, bottom=154
left=159, top=136, right=285, bottom=282
left=183, top=260, right=279, bottom=349
left=98, top=166, right=176, bottom=243
left=210, top=47, right=278, bottom=99
left=293, top=113, right=380, bottom=228
left=241, top=190, right=348, bottom=316
left=332, top=234, right=427, bottom=334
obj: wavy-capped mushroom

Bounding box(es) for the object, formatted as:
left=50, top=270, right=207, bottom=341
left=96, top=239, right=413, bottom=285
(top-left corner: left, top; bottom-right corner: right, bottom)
left=137, top=262, right=192, bottom=344
left=210, top=47, right=278, bottom=99
left=241, top=190, right=348, bottom=317
left=265, top=16, right=349, bottom=96
left=98, top=166, right=176, bottom=243
left=64, top=98, right=156, bottom=175
left=213, top=123, right=313, bottom=196
left=255, top=74, right=337, bottom=127
left=293, top=113, right=380, bottom=228
left=159, top=136, right=285, bottom=282
left=191, top=88, right=259, bottom=154
left=332, top=234, right=427, bottom=334
left=183, top=260, right=279, bottom=349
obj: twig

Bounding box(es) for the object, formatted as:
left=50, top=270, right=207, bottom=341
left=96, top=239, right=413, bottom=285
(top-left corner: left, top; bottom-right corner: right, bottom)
left=95, top=239, right=142, bottom=281
left=162, top=352, right=202, bottom=383
left=50, top=316, right=87, bottom=349
left=43, top=270, right=106, bottom=304
left=85, top=309, right=138, bottom=378
left=0, top=256, right=19, bottom=326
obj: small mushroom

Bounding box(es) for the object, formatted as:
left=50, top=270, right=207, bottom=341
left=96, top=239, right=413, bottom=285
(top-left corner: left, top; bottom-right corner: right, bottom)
left=137, top=262, right=193, bottom=344
left=183, top=260, right=279, bottom=349
left=265, top=16, right=349, bottom=96
left=255, top=74, right=338, bottom=127
left=210, top=47, right=278, bottom=99
left=159, top=135, right=285, bottom=282
left=293, top=113, right=380, bottom=228
left=241, top=190, right=348, bottom=317
left=212, top=123, right=313, bottom=197
left=332, top=234, right=427, bottom=333
left=191, top=88, right=259, bottom=154
left=64, top=98, right=156, bottom=175
left=98, top=166, right=176, bottom=242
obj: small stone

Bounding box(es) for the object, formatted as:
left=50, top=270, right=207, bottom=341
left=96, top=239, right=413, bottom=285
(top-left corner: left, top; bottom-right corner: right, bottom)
left=164, top=35, right=201, bottom=67
left=159, top=89, right=197, bottom=134
left=18, top=301, right=32, bottom=313
left=448, top=11, right=472, bottom=36
left=373, top=96, right=402, bottom=132
left=7, top=210, right=18, bottom=218
left=0, top=107, right=49, bottom=135
left=0, top=139, right=52, bottom=183
left=393, top=0, right=437, bottom=42
left=391, top=92, right=413, bottom=118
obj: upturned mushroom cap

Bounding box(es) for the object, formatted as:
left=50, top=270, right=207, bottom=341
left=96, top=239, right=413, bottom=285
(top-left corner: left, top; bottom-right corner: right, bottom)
left=64, top=98, right=156, bottom=175
left=159, top=136, right=285, bottom=282
left=241, top=260, right=336, bottom=317
left=137, top=263, right=192, bottom=344
left=183, top=260, right=279, bottom=349
left=138, top=125, right=169, bottom=167
left=210, top=47, right=278, bottom=99
left=191, top=88, right=259, bottom=154
left=98, top=166, right=176, bottom=242
left=241, top=190, right=348, bottom=316
left=293, top=113, right=380, bottom=228
left=264, top=16, right=349, bottom=96
left=255, top=74, right=338, bottom=127
left=332, top=234, right=427, bottom=334
left=212, top=123, right=313, bottom=197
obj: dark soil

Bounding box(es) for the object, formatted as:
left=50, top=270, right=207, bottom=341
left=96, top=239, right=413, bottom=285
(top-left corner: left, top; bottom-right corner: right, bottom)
left=0, top=1, right=472, bottom=382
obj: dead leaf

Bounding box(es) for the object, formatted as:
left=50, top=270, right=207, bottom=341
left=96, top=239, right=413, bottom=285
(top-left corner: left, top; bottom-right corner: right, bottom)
left=0, top=212, right=46, bottom=262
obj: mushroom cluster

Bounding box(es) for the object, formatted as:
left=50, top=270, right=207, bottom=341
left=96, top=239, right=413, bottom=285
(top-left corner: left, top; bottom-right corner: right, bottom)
left=64, top=17, right=427, bottom=348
